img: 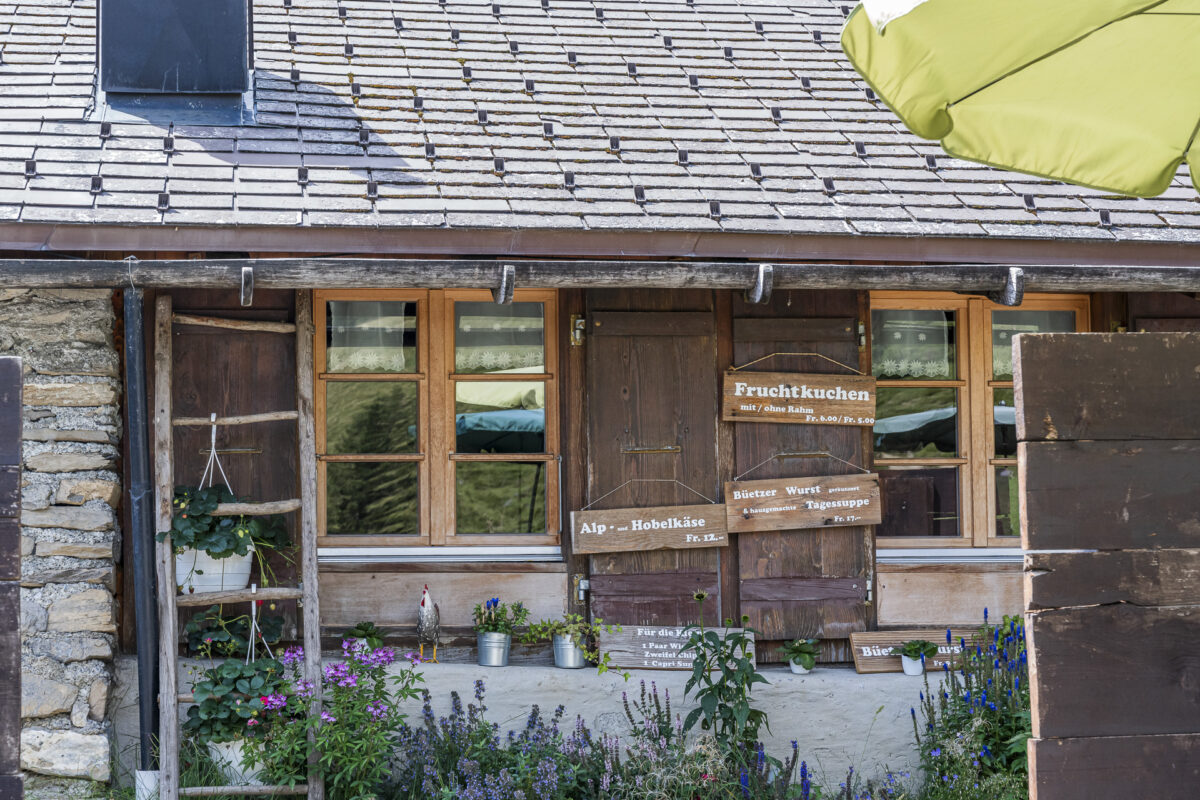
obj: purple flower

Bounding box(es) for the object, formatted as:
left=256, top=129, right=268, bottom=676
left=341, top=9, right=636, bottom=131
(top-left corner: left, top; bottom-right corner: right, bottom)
left=295, top=680, right=314, bottom=699
left=281, top=646, right=304, bottom=667
left=262, top=693, right=288, bottom=711
left=367, top=701, right=389, bottom=721
left=320, top=710, right=336, bottom=724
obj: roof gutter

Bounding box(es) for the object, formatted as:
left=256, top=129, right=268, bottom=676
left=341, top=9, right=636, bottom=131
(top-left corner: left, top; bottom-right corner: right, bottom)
left=2, top=257, right=1198, bottom=296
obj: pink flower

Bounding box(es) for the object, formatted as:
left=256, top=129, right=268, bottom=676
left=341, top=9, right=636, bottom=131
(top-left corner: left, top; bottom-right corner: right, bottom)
left=247, top=719, right=259, bottom=727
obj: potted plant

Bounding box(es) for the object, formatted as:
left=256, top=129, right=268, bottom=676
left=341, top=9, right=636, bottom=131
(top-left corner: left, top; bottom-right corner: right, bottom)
left=184, top=604, right=284, bottom=658
left=183, top=656, right=287, bottom=785
left=522, top=613, right=623, bottom=672
left=781, top=638, right=819, bottom=675
left=891, top=639, right=938, bottom=676
left=472, top=597, right=528, bottom=667
left=158, top=485, right=290, bottom=593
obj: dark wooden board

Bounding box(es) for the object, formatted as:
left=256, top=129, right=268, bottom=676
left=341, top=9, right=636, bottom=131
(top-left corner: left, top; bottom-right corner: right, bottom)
left=732, top=317, right=855, bottom=343
left=726, top=474, right=881, bottom=533
left=571, top=504, right=728, bottom=555
left=589, top=572, right=718, bottom=626
left=599, top=625, right=753, bottom=671
left=0, top=358, right=20, bottom=467
left=1019, top=440, right=1200, bottom=550
left=849, top=629, right=976, bottom=674
left=721, top=371, right=876, bottom=426
left=1026, top=549, right=1200, bottom=610
left=1029, top=734, right=1200, bottom=800
left=1029, top=604, right=1200, bottom=739
left=1014, top=332, right=1200, bottom=442
left=589, top=311, right=714, bottom=337
left=0, top=582, right=19, bottom=776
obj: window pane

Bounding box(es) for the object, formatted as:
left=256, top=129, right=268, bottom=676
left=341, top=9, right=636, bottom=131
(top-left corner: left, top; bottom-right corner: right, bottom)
left=874, top=387, right=958, bottom=458
left=877, top=466, right=960, bottom=537
left=994, top=388, right=1016, bottom=457
left=326, top=462, right=418, bottom=535
left=455, top=381, right=545, bottom=454
left=991, top=310, right=1075, bottom=380
left=456, top=462, right=547, bottom=534
left=326, top=301, right=417, bottom=373
left=872, top=310, right=956, bottom=380
left=454, top=302, right=545, bottom=374
left=326, top=382, right=418, bottom=454
left=995, top=465, right=1020, bottom=537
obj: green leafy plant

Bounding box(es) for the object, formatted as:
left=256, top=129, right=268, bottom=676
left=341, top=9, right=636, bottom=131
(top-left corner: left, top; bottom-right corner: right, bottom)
left=892, top=639, right=938, bottom=660
left=184, top=605, right=284, bottom=658
left=781, top=638, right=820, bottom=671
left=472, top=597, right=529, bottom=635
left=521, top=613, right=626, bottom=676
left=344, top=620, right=386, bottom=650
left=157, top=485, right=290, bottom=559
left=680, top=592, right=769, bottom=754
left=182, top=657, right=287, bottom=745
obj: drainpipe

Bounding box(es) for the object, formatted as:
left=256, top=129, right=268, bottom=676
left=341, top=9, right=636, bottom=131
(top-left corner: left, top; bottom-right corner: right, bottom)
left=123, top=288, right=159, bottom=781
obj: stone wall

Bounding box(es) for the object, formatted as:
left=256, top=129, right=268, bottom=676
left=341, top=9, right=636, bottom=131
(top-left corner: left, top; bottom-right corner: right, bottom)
left=4, top=289, right=121, bottom=798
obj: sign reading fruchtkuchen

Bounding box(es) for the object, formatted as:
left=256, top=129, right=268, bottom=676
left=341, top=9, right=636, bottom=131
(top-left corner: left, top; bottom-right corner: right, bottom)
left=724, top=474, right=881, bottom=533
left=571, top=504, right=729, bottom=555
left=721, top=371, right=876, bottom=426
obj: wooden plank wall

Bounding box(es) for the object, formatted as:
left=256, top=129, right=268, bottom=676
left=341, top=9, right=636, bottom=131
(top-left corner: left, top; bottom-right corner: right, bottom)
left=1017, top=332, right=1200, bottom=800
left=0, top=357, right=23, bottom=799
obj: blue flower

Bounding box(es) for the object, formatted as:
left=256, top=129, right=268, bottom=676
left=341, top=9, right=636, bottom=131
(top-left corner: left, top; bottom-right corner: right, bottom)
left=931, top=748, right=941, bottom=756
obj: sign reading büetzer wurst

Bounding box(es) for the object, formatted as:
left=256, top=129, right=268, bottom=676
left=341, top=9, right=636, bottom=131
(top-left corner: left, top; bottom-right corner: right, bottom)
left=725, top=474, right=881, bottom=533
left=571, top=504, right=729, bottom=555
left=722, top=371, right=876, bottom=426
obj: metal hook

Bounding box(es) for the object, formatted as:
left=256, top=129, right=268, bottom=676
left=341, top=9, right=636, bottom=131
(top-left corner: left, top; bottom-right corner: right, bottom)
left=492, top=263, right=515, bottom=305
left=744, top=263, right=774, bottom=305
left=987, top=266, right=1025, bottom=307
left=240, top=266, right=254, bottom=307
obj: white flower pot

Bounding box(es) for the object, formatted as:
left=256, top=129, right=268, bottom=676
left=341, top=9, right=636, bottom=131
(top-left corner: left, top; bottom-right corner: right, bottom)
left=900, top=654, right=925, bottom=676
left=176, top=547, right=254, bottom=594
left=206, top=739, right=263, bottom=786
left=788, top=659, right=812, bottom=675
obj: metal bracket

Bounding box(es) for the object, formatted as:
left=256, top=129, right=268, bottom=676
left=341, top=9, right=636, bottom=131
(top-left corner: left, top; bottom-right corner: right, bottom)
left=620, top=445, right=682, bottom=455
left=987, top=266, right=1025, bottom=307
left=569, top=314, right=586, bottom=347
left=744, top=263, right=774, bottom=305
left=492, top=263, right=515, bottom=304
left=240, top=266, right=254, bottom=307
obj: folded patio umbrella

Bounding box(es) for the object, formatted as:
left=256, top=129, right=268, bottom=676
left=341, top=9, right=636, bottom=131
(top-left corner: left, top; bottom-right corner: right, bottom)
left=841, top=0, right=1200, bottom=197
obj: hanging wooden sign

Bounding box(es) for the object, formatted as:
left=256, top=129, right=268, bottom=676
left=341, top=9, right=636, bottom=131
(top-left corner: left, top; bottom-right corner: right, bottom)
left=849, top=629, right=976, bottom=674
left=724, top=473, right=881, bottom=533
left=571, top=504, right=728, bottom=555
left=599, top=626, right=754, bottom=671
left=722, top=371, right=876, bottom=426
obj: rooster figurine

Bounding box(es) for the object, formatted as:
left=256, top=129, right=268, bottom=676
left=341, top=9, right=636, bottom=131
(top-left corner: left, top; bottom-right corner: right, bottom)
left=417, top=584, right=440, bottom=663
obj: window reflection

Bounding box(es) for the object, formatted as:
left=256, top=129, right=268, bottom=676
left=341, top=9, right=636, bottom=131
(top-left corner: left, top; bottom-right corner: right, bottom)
left=874, top=387, right=958, bottom=458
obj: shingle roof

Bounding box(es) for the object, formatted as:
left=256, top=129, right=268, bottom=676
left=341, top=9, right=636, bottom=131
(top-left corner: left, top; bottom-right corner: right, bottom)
left=1, top=0, right=1198, bottom=246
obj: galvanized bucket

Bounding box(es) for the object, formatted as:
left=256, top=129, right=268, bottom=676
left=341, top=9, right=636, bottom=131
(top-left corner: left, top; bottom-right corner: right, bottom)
left=552, top=634, right=588, bottom=669
left=476, top=632, right=511, bottom=667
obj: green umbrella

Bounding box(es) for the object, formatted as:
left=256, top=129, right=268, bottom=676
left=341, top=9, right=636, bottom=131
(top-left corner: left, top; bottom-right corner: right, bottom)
left=841, top=0, right=1200, bottom=197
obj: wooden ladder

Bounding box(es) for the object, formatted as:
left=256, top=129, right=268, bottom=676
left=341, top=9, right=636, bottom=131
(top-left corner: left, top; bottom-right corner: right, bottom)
left=153, top=293, right=324, bottom=800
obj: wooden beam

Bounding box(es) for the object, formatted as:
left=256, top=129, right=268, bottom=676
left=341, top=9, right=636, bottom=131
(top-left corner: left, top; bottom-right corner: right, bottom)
left=1026, top=549, right=1200, bottom=610
left=1015, top=332, right=1200, bottom=442
left=1, top=257, right=1199, bottom=293
left=1019, top=440, right=1200, bottom=551
left=153, top=294, right=180, bottom=800
left=1029, top=734, right=1200, bottom=800
left=175, top=587, right=303, bottom=607
left=294, top=291, right=325, bottom=800
left=1029, top=604, right=1200, bottom=739
left=210, top=499, right=301, bottom=516
left=173, top=313, right=296, bottom=334
left=178, top=785, right=308, bottom=797
left=173, top=411, right=299, bottom=427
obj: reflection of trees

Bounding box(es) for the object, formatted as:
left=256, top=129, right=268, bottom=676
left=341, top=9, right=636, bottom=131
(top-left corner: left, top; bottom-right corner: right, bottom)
left=456, top=462, right=545, bottom=534
left=327, top=386, right=418, bottom=535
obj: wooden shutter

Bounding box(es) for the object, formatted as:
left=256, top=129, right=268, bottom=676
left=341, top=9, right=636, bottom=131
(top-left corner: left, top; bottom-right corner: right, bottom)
left=731, top=292, right=872, bottom=659
left=584, top=293, right=720, bottom=625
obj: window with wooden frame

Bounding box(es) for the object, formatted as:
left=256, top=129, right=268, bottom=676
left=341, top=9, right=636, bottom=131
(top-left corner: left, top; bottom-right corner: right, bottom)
left=870, top=292, right=1089, bottom=548
left=313, top=289, right=560, bottom=548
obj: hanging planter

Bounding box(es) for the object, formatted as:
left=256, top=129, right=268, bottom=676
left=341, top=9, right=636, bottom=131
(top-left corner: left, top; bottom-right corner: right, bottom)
left=206, top=739, right=265, bottom=786
left=175, top=545, right=254, bottom=593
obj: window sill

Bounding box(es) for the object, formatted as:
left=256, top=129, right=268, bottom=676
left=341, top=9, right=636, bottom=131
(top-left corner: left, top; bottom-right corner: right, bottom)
left=876, top=547, right=1023, bottom=565
left=318, top=545, right=563, bottom=565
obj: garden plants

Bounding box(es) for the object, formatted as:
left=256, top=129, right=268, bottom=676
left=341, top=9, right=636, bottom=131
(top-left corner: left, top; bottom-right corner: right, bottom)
left=473, top=597, right=528, bottom=667
left=522, top=613, right=624, bottom=674
left=184, top=604, right=284, bottom=658
left=781, top=638, right=820, bottom=674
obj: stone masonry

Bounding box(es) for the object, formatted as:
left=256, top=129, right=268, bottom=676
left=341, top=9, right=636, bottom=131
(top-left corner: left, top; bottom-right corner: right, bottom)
left=4, top=289, right=121, bottom=798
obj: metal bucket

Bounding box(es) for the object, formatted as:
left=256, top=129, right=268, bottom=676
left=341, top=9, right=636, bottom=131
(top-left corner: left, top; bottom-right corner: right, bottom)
left=476, top=632, right=511, bottom=667
left=552, top=634, right=588, bottom=669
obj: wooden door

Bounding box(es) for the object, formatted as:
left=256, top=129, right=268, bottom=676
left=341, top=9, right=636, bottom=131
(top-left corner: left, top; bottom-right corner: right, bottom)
left=731, top=291, right=873, bottom=661
left=584, top=290, right=721, bottom=625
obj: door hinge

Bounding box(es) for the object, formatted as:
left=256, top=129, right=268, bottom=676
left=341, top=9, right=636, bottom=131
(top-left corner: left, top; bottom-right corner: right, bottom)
left=857, top=319, right=867, bottom=349
left=570, top=314, right=586, bottom=347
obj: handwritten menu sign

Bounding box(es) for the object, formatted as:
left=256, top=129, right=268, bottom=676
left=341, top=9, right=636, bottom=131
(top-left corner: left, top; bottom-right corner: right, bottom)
left=722, top=371, right=876, bottom=426
left=571, top=504, right=728, bottom=555
left=599, top=626, right=754, bottom=671
left=849, top=630, right=976, bottom=674
left=724, top=474, right=881, bottom=533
